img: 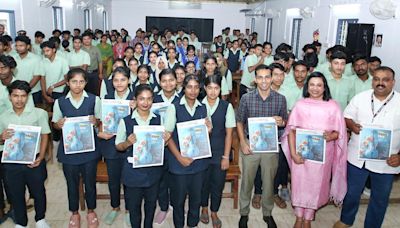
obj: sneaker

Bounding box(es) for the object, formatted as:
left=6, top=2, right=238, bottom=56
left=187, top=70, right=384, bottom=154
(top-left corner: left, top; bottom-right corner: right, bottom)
left=124, top=212, right=131, bottom=227
left=238, top=215, right=248, bottom=228
left=280, top=188, right=291, bottom=202
left=104, top=210, right=119, bottom=225
left=154, top=209, right=169, bottom=224
left=15, top=225, right=27, bottom=228
left=363, top=187, right=371, bottom=197
left=36, top=219, right=51, bottom=228
left=263, top=216, right=277, bottom=228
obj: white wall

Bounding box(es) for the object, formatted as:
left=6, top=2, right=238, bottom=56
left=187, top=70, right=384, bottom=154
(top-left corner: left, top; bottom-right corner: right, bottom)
left=111, top=0, right=246, bottom=41
left=247, top=0, right=400, bottom=88
left=0, top=0, right=112, bottom=38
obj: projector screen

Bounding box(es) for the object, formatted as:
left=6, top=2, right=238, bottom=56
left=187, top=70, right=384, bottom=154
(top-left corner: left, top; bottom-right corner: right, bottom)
left=146, top=16, right=214, bottom=42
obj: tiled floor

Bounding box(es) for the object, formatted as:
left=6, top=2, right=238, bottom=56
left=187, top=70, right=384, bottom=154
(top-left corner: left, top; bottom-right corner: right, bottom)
left=2, top=143, right=400, bottom=228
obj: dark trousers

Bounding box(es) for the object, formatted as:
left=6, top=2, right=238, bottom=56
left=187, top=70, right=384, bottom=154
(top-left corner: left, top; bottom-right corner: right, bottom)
left=51, top=92, right=64, bottom=141
left=85, top=70, right=99, bottom=96
left=158, top=163, right=170, bottom=211
left=32, top=91, right=43, bottom=105
left=4, top=161, right=47, bottom=226
left=170, top=171, right=205, bottom=228
left=340, top=163, right=394, bottom=228
left=239, top=84, right=249, bottom=99
left=0, top=157, right=11, bottom=211
left=105, top=158, right=127, bottom=209
left=62, top=160, right=97, bottom=212
left=125, top=182, right=159, bottom=228
left=201, top=163, right=226, bottom=212
left=254, top=148, right=289, bottom=195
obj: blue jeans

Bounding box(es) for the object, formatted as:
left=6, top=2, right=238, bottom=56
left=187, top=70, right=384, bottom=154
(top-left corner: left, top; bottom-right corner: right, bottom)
left=340, top=163, right=394, bottom=228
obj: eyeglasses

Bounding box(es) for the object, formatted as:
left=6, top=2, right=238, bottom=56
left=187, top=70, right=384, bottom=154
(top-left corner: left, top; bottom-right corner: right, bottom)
left=255, top=75, right=272, bottom=80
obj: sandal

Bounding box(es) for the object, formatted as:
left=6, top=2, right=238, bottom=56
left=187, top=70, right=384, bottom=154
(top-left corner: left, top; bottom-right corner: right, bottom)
left=200, top=212, right=210, bottom=224
left=87, top=212, right=99, bottom=228
left=212, top=217, right=222, bottom=228
left=273, top=194, right=287, bottom=209
left=69, top=214, right=81, bottom=228
left=252, top=194, right=262, bottom=209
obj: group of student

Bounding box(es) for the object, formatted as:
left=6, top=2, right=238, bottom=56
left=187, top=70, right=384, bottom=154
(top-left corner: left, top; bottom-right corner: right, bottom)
left=0, top=24, right=399, bottom=228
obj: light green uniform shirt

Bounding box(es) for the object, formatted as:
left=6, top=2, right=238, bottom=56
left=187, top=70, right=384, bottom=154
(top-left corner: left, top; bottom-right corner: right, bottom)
left=263, top=55, right=274, bottom=65
left=0, top=77, right=34, bottom=113
left=279, top=84, right=303, bottom=112
left=241, top=54, right=260, bottom=88
left=201, top=97, right=236, bottom=128
left=157, top=90, right=180, bottom=103
left=31, top=43, right=42, bottom=56
left=326, top=73, right=355, bottom=111
left=0, top=106, right=51, bottom=151
left=56, top=50, right=68, bottom=60
left=115, top=110, right=157, bottom=145
left=225, top=70, right=233, bottom=92
left=353, top=74, right=373, bottom=95
left=42, top=55, right=69, bottom=93
left=13, top=52, right=43, bottom=93
left=164, top=96, right=202, bottom=132
left=68, top=49, right=91, bottom=68
left=316, top=62, right=354, bottom=79
left=52, top=91, right=101, bottom=123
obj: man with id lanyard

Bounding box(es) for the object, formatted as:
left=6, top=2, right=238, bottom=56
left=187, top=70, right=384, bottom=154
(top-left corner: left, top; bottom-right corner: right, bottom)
left=334, top=66, right=400, bottom=228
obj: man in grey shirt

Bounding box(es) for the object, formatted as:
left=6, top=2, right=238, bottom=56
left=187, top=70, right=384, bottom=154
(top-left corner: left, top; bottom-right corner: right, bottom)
left=82, top=32, right=103, bottom=95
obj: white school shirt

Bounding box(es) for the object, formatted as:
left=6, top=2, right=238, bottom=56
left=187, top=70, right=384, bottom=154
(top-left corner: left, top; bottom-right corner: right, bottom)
left=344, top=89, right=400, bottom=174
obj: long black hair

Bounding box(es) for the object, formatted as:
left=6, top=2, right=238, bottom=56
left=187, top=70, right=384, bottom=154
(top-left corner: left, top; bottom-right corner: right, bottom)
left=303, top=71, right=332, bottom=101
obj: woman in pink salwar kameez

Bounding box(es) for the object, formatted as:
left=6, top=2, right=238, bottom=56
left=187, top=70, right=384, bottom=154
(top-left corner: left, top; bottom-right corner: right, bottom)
left=281, top=72, right=348, bottom=228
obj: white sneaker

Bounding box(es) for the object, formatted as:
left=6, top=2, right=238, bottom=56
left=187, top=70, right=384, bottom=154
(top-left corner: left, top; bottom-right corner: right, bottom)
left=35, top=219, right=51, bottom=228
left=15, top=225, right=27, bottom=228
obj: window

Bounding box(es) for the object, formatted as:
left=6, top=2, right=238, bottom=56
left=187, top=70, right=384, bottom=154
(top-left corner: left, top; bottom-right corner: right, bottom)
left=52, top=6, right=63, bottom=30
left=102, top=11, right=108, bottom=31
left=291, top=18, right=302, bottom=58
left=84, top=9, right=91, bottom=30
left=336, top=19, right=358, bottom=45
left=251, top=18, right=255, bottom=33
left=0, top=10, right=16, bottom=38
left=266, top=18, right=273, bottom=42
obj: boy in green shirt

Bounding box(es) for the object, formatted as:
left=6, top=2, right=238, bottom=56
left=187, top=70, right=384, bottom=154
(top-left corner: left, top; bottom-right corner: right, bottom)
left=0, top=80, right=51, bottom=228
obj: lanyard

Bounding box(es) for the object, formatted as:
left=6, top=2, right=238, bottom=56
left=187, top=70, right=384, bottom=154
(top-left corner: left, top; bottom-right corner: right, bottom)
left=371, top=91, right=394, bottom=122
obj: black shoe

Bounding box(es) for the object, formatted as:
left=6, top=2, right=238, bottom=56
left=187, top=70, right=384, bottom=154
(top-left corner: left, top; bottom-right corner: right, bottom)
left=239, top=215, right=248, bottom=228
left=263, top=216, right=277, bottom=228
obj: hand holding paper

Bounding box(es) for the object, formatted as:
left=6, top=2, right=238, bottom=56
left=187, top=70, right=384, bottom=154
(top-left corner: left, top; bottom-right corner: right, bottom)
left=126, top=133, right=137, bottom=146
left=1, top=128, right=14, bottom=141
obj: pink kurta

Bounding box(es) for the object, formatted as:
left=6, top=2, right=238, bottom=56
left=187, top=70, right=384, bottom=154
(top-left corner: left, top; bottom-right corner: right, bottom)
left=281, top=98, right=347, bottom=210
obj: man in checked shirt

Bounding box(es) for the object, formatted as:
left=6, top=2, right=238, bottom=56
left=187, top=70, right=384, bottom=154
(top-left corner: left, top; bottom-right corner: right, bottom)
left=237, top=64, right=288, bottom=228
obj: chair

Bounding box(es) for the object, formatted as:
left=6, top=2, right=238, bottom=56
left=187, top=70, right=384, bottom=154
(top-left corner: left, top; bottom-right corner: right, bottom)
left=222, top=130, right=241, bottom=209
